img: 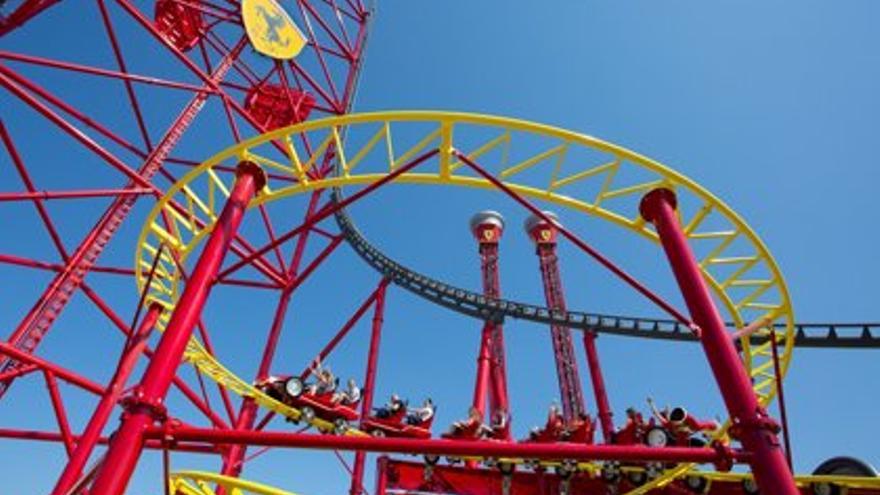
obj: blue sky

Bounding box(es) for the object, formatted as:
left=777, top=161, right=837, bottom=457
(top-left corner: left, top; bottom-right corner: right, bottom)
left=1, top=1, right=879, bottom=494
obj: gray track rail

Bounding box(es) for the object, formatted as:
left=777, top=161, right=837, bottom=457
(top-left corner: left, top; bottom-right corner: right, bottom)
left=332, top=194, right=879, bottom=348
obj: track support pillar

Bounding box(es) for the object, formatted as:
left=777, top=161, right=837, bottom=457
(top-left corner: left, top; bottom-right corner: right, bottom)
left=583, top=331, right=614, bottom=443
left=88, top=162, right=265, bottom=495
left=350, top=279, right=389, bottom=495
left=639, top=187, right=798, bottom=495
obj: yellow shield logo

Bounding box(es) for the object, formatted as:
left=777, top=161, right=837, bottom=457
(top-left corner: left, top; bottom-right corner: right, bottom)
left=242, top=0, right=307, bottom=60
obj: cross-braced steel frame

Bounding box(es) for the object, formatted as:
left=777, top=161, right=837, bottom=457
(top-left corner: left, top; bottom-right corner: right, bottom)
left=1, top=3, right=877, bottom=495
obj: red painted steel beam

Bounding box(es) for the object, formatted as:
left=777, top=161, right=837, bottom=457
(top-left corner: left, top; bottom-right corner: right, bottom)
left=350, top=279, right=389, bottom=495
left=638, top=188, right=798, bottom=495
left=0, top=253, right=136, bottom=278
left=88, top=162, right=265, bottom=495
left=0, top=0, right=62, bottom=36
left=374, top=456, right=389, bottom=495
left=0, top=428, right=217, bottom=454
left=770, top=327, right=794, bottom=469
left=0, top=188, right=154, bottom=202
left=471, top=322, right=493, bottom=418
left=0, top=363, right=37, bottom=382
left=0, top=50, right=217, bottom=94
left=0, top=342, right=104, bottom=395
left=44, top=370, right=75, bottom=457
left=142, top=425, right=750, bottom=464
left=51, top=303, right=162, bottom=495
left=582, top=331, right=614, bottom=443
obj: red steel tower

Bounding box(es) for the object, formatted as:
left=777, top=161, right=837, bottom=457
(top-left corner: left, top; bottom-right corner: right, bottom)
left=525, top=212, right=587, bottom=423
left=469, top=211, right=511, bottom=438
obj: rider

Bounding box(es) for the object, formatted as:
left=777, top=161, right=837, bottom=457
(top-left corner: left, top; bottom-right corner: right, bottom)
left=567, top=412, right=595, bottom=444
left=406, top=398, right=435, bottom=425
left=489, top=409, right=510, bottom=438
left=332, top=378, right=361, bottom=406
left=374, top=393, right=405, bottom=419
left=647, top=397, right=670, bottom=424
left=614, top=406, right=646, bottom=444
left=307, top=358, right=337, bottom=395
left=448, top=406, right=488, bottom=436
left=530, top=403, right=565, bottom=440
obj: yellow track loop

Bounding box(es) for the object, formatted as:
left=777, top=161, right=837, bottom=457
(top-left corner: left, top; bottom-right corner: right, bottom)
left=169, top=471, right=299, bottom=495
left=135, top=111, right=794, bottom=471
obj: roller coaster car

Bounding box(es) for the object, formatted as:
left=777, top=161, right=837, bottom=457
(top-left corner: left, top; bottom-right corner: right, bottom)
left=256, top=376, right=359, bottom=425
left=362, top=404, right=434, bottom=439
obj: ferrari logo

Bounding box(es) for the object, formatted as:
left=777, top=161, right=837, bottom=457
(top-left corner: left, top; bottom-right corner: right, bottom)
left=540, top=229, right=551, bottom=241
left=242, top=0, right=307, bottom=60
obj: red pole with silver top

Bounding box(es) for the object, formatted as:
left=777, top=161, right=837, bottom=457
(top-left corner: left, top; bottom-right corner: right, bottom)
left=639, top=188, right=798, bottom=495
left=88, top=161, right=266, bottom=495
left=469, top=211, right=511, bottom=433
left=526, top=212, right=588, bottom=424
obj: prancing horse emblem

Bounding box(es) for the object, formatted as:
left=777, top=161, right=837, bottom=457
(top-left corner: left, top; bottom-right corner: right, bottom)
left=242, top=0, right=307, bottom=60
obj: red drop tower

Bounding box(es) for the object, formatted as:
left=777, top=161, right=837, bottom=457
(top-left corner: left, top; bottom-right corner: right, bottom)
left=525, top=211, right=615, bottom=442
left=525, top=212, right=587, bottom=424
left=469, top=211, right=511, bottom=438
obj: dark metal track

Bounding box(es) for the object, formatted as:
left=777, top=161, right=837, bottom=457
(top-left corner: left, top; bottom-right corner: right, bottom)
left=332, top=193, right=880, bottom=348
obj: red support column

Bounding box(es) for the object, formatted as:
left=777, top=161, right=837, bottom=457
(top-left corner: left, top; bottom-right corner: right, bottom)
left=375, top=455, right=389, bottom=495
left=88, top=161, right=266, bottom=495
left=52, top=303, right=162, bottom=495
left=349, top=279, right=389, bottom=495
left=469, top=211, right=511, bottom=433
left=471, top=324, right=493, bottom=417
left=638, top=188, right=798, bottom=495
left=582, top=331, right=614, bottom=443
left=525, top=212, right=587, bottom=423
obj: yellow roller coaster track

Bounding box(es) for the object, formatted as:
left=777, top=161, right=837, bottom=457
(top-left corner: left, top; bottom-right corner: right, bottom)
left=136, top=111, right=795, bottom=489
left=169, top=471, right=299, bottom=495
